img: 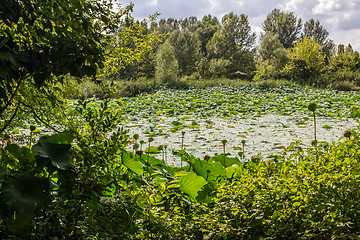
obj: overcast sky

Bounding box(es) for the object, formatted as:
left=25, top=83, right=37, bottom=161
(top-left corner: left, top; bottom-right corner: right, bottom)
left=118, top=0, right=360, bottom=51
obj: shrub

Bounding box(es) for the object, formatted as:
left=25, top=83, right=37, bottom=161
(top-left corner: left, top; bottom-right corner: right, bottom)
left=158, top=131, right=360, bottom=239
left=253, top=63, right=276, bottom=81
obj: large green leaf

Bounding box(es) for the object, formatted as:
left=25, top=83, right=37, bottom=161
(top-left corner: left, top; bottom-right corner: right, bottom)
left=179, top=172, right=207, bottom=200
left=122, top=151, right=143, bottom=175
left=38, top=131, right=74, bottom=144
left=192, top=158, right=225, bottom=182
left=212, top=155, right=241, bottom=168
left=6, top=144, right=36, bottom=163
left=0, top=174, right=50, bottom=232
left=32, top=142, right=72, bottom=170
left=144, top=146, right=161, bottom=154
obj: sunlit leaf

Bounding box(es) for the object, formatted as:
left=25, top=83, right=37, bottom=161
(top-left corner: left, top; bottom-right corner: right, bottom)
left=179, top=172, right=207, bottom=200
left=122, top=151, right=143, bottom=175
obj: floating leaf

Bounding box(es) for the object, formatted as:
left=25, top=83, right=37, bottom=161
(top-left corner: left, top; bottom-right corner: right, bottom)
left=171, top=121, right=182, bottom=126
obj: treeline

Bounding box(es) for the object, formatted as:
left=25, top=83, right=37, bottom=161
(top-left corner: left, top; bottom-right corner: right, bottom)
left=111, top=8, right=360, bottom=91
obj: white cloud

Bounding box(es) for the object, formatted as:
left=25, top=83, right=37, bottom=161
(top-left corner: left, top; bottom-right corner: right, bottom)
left=147, top=0, right=158, bottom=7
left=331, top=29, right=360, bottom=51
left=284, top=0, right=305, bottom=12
left=312, top=0, right=342, bottom=15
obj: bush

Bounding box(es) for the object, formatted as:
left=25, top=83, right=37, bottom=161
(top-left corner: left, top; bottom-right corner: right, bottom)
left=117, top=78, right=161, bottom=97
left=253, top=63, right=276, bottom=81
left=158, top=131, right=360, bottom=239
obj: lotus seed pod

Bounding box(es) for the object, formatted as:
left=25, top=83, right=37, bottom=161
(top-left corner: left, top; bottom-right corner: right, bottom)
left=133, top=134, right=139, bottom=140
left=308, top=103, right=317, bottom=112
left=148, top=137, right=154, bottom=143
left=136, top=150, right=144, bottom=156
left=204, top=155, right=210, bottom=161
left=222, top=140, right=227, bottom=145
left=344, top=130, right=351, bottom=138
left=30, top=125, right=36, bottom=132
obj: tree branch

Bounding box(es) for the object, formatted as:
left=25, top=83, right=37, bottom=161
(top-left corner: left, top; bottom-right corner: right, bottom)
left=0, top=103, right=20, bottom=135
left=20, top=100, right=60, bottom=133
left=0, top=74, right=30, bottom=115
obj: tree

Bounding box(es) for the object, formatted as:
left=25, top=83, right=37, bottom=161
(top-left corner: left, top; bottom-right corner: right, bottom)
left=258, top=32, right=288, bottom=70
left=100, top=13, right=164, bottom=80
left=155, top=40, right=179, bottom=85
left=221, top=12, right=256, bottom=51
left=206, top=12, right=256, bottom=75
left=191, top=15, right=220, bottom=56
left=0, top=0, right=124, bottom=133
left=303, top=18, right=335, bottom=58
left=285, top=36, right=325, bottom=82
left=330, top=44, right=360, bottom=71
left=262, top=8, right=302, bottom=48
left=168, top=29, right=201, bottom=76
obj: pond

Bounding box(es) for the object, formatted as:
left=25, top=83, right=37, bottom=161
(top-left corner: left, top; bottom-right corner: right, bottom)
left=124, top=113, right=358, bottom=165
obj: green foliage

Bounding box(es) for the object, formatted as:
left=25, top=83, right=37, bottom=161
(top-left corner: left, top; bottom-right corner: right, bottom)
left=178, top=172, right=207, bottom=200
left=169, top=30, right=202, bottom=76
left=206, top=12, right=256, bottom=75
left=155, top=40, right=179, bottom=86
left=285, top=36, right=325, bottom=83
left=0, top=0, right=116, bottom=84
left=156, top=131, right=360, bottom=239
left=330, top=45, right=360, bottom=72
left=207, top=58, right=232, bottom=78
left=253, top=63, right=276, bottom=81
left=99, top=13, right=164, bottom=80
left=2, top=85, right=360, bottom=238
left=2, top=1, right=360, bottom=238
left=258, top=32, right=289, bottom=70
left=0, top=0, right=122, bottom=132
left=0, top=174, right=50, bottom=233
left=0, top=131, right=75, bottom=235
left=262, top=8, right=302, bottom=48
left=303, top=18, right=335, bottom=58
left=192, top=15, right=220, bottom=56
left=121, top=150, right=143, bottom=175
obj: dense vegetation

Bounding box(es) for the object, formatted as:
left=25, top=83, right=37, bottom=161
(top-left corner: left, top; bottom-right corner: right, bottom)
left=1, top=0, right=360, bottom=239
left=106, top=8, right=360, bottom=97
